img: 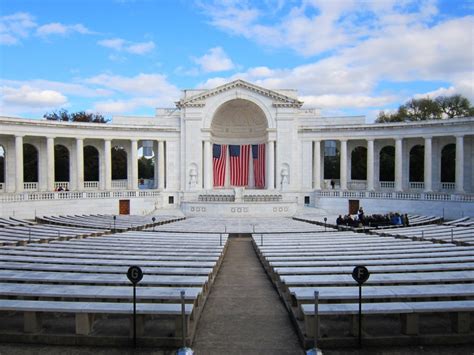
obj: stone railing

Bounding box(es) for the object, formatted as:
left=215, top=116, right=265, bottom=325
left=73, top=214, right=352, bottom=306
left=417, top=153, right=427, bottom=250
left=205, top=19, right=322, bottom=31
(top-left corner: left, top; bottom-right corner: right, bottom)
left=315, top=190, right=474, bottom=202
left=347, top=181, right=367, bottom=190
left=380, top=181, right=395, bottom=189
left=84, top=181, right=99, bottom=189
left=441, top=182, right=455, bottom=190
left=112, top=179, right=128, bottom=189
left=409, top=182, right=424, bottom=190
left=24, top=182, right=38, bottom=191
left=0, top=190, right=162, bottom=203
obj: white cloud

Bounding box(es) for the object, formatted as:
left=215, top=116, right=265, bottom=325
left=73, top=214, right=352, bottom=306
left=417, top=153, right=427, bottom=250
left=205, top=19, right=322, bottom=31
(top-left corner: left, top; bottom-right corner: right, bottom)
left=98, top=37, right=155, bottom=55
left=1, top=85, right=67, bottom=108
left=300, top=94, right=394, bottom=109
left=193, top=47, right=235, bottom=73
left=0, top=12, right=36, bottom=45
left=36, top=22, right=93, bottom=37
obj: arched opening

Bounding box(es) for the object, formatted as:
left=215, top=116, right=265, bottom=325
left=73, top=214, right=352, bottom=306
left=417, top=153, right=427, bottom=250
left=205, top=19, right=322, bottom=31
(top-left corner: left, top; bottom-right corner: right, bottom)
left=324, top=141, right=340, bottom=180
left=409, top=145, right=424, bottom=182
left=112, top=146, right=127, bottom=189
left=351, top=146, right=367, bottom=180
left=84, top=146, right=99, bottom=182
left=138, top=141, right=154, bottom=189
left=441, top=143, right=455, bottom=183
left=379, top=146, right=395, bottom=182
left=0, top=145, right=5, bottom=190
left=23, top=143, right=38, bottom=184
left=210, top=99, right=268, bottom=188
left=54, top=145, right=70, bottom=185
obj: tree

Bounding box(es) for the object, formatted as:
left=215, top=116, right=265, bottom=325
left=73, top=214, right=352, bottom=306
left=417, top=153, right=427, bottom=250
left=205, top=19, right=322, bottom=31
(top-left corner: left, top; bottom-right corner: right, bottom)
left=44, top=109, right=108, bottom=123
left=435, top=94, right=474, bottom=118
left=400, top=98, right=442, bottom=121
left=138, top=157, right=154, bottom=179
left=376, top=94, right=473, bottom=123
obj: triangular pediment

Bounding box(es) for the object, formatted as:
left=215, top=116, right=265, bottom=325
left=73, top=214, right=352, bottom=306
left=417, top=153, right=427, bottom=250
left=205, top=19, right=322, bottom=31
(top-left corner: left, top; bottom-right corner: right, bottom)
left=176, top=79, right=303, bottom=109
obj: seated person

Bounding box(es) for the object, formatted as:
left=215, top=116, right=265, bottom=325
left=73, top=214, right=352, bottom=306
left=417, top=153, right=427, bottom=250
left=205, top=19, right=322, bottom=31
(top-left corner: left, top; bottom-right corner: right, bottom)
left=336, top=215, right=344, bottom=225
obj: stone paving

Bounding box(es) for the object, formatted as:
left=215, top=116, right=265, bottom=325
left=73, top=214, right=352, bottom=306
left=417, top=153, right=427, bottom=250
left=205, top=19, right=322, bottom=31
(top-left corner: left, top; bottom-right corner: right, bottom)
left=193, top=235, right=304, bottom=355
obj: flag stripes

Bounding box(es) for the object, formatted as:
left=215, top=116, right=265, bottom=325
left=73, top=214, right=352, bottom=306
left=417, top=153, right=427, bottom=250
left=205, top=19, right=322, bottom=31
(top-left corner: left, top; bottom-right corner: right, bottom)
left=213, top=144, right=227, bottom=187
left=230, top=144, right=250, bottom=186
left=252, top=144, right=265, bottom=188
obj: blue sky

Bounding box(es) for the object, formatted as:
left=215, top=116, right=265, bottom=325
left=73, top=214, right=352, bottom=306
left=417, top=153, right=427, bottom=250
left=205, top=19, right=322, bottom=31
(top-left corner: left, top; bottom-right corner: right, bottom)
left=1, top=0, right=473, bottom=122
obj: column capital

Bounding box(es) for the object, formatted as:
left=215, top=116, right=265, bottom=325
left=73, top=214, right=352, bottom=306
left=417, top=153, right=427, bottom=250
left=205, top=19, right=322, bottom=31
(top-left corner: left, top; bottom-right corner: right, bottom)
left=15, top=134, right=24, bottom=139
left=455, top=134, right=464, bottom=139
left=339, top=138, right=348, bottom=143
left=423, top=136, right=433, bottom=140
left=366, top=138, right=375, bottom=142
left=395, top=137, right=403, bottom=142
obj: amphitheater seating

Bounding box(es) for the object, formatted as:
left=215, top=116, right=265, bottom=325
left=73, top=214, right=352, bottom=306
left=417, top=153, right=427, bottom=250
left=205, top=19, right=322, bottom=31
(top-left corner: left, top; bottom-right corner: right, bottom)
left=37, top=214, right=183, bottom=231
left=372, top=223, right=474, bottom=245
left=252, top=230, right=474, bottom=346
left=0, top=228, right=228, bottom=346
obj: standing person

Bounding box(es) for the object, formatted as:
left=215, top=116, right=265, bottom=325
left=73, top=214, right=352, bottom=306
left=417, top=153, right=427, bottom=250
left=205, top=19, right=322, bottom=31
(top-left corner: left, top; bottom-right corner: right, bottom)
left=403, top=213, right=410, bottom=226
left=330, top=180, right=335, bottom=189
left=358, top=207, right=365, bottom=224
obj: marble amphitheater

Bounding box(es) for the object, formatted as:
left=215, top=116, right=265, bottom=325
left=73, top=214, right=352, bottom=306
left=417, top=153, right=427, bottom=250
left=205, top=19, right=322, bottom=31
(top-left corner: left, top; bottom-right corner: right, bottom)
left=0, top=80, right=473, bottom=352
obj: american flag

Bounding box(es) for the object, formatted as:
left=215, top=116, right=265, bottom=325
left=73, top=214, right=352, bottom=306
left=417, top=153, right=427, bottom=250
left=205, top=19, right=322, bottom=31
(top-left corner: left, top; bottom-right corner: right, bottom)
left=213, top=144, right=227, bottom=187
left=230, top=144, right=250, bottom=186
left=252, top=144, right=265, bottom=188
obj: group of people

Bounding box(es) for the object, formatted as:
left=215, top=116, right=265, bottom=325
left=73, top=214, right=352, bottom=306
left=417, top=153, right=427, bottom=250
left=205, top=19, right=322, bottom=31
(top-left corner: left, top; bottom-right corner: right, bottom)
left=336, top=208, right=410, bottom=228
left=54, top=186, right=69, bottom=192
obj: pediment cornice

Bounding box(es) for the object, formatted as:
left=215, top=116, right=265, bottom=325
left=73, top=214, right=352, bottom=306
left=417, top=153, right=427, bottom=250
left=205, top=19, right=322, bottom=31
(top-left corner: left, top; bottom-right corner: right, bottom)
left=175, top=79, right=303, bottom=109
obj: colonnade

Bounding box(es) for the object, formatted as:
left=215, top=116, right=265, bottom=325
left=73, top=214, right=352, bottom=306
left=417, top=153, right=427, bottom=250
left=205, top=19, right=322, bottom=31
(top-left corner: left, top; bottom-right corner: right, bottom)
left=311, top=135, right=465, bottom=193
left=7, top=136, right=167, bottom=193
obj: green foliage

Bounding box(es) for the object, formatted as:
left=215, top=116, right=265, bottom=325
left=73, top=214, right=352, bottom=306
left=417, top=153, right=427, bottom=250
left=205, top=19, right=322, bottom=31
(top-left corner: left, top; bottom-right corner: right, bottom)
left=376, top=94, right=473, bottom=123
left=112, top=147, right=127, bottom=180
left=138, top=157, right=154, bottom=179
left=44, top=109, right=108, bottom=123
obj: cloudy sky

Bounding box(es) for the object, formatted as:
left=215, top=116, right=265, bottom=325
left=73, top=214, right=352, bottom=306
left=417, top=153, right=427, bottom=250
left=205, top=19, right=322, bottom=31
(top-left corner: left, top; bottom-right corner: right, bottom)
left=1, top=0, right=473, bottom=122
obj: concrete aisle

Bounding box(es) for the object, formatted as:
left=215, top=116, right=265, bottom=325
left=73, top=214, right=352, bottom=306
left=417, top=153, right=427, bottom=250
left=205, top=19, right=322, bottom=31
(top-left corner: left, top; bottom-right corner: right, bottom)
left=193, top=236, right=304, bottom=355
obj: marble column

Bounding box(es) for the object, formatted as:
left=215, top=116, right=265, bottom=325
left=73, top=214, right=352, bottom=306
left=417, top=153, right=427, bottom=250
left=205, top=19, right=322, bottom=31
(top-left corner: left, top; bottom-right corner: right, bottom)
left=313, top=140, right=321, bottom=190
left=76, top=138, right=84, bottom=191
left=367, top=139, right=375, bottom=191
left=424, top=137, right=432, bottom=192
left=104, top=139, right=112, bottom=190
left=15, top=135, right=24, bottom=192
left=267, top=140, right=275, bottom=189
left=158, top=140, right=165, bottom=190
left=46, top=137, right=55, bottom=191
left=203, top=140, right=212, bottom=190
left=455, top=135, right=464, bottom=193
left=128, top=139, right=138, bottom=190
left=340, top=139, right=347, bottom=190
left=395, top=138, right=403, bottom=191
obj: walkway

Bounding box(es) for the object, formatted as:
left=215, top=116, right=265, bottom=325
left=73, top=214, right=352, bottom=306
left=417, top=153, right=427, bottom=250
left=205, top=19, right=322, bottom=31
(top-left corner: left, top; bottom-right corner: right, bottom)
left=193, top=236, right=303, bottom=354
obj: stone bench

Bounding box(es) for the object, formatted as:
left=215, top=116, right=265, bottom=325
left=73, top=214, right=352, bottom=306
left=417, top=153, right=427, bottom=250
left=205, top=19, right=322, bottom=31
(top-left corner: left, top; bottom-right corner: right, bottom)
left=0, top=282, right=202, bottom=304
left=302, top=300, right=474, bottom=337
left=275, top=261, right=474, bottom=275
left=0, top=298, right=194, bottom=339
left=280, top=270, right=474, bottom=287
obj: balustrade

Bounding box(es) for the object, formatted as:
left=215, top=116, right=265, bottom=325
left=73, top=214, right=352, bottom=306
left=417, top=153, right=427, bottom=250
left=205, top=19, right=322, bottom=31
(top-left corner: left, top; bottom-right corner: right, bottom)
left=54, top=182, right=70, bottom=191
left=84, top=181, right=99, bottom=189
left=380, top=181, right=395, bottom=189
left=347, top=180, right=367, bottom=190
left=23, top=182, right=38, bottom=191
left=111, top=179, right=128, bottom=189
left=410, top=182, right=425, bottom=190
left=441, top=182, right=455, bottom=190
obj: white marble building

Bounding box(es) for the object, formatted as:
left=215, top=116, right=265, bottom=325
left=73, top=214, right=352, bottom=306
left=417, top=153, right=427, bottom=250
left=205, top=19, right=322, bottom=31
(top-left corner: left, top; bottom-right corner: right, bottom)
left=0, top=80, right=473, bottom=218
